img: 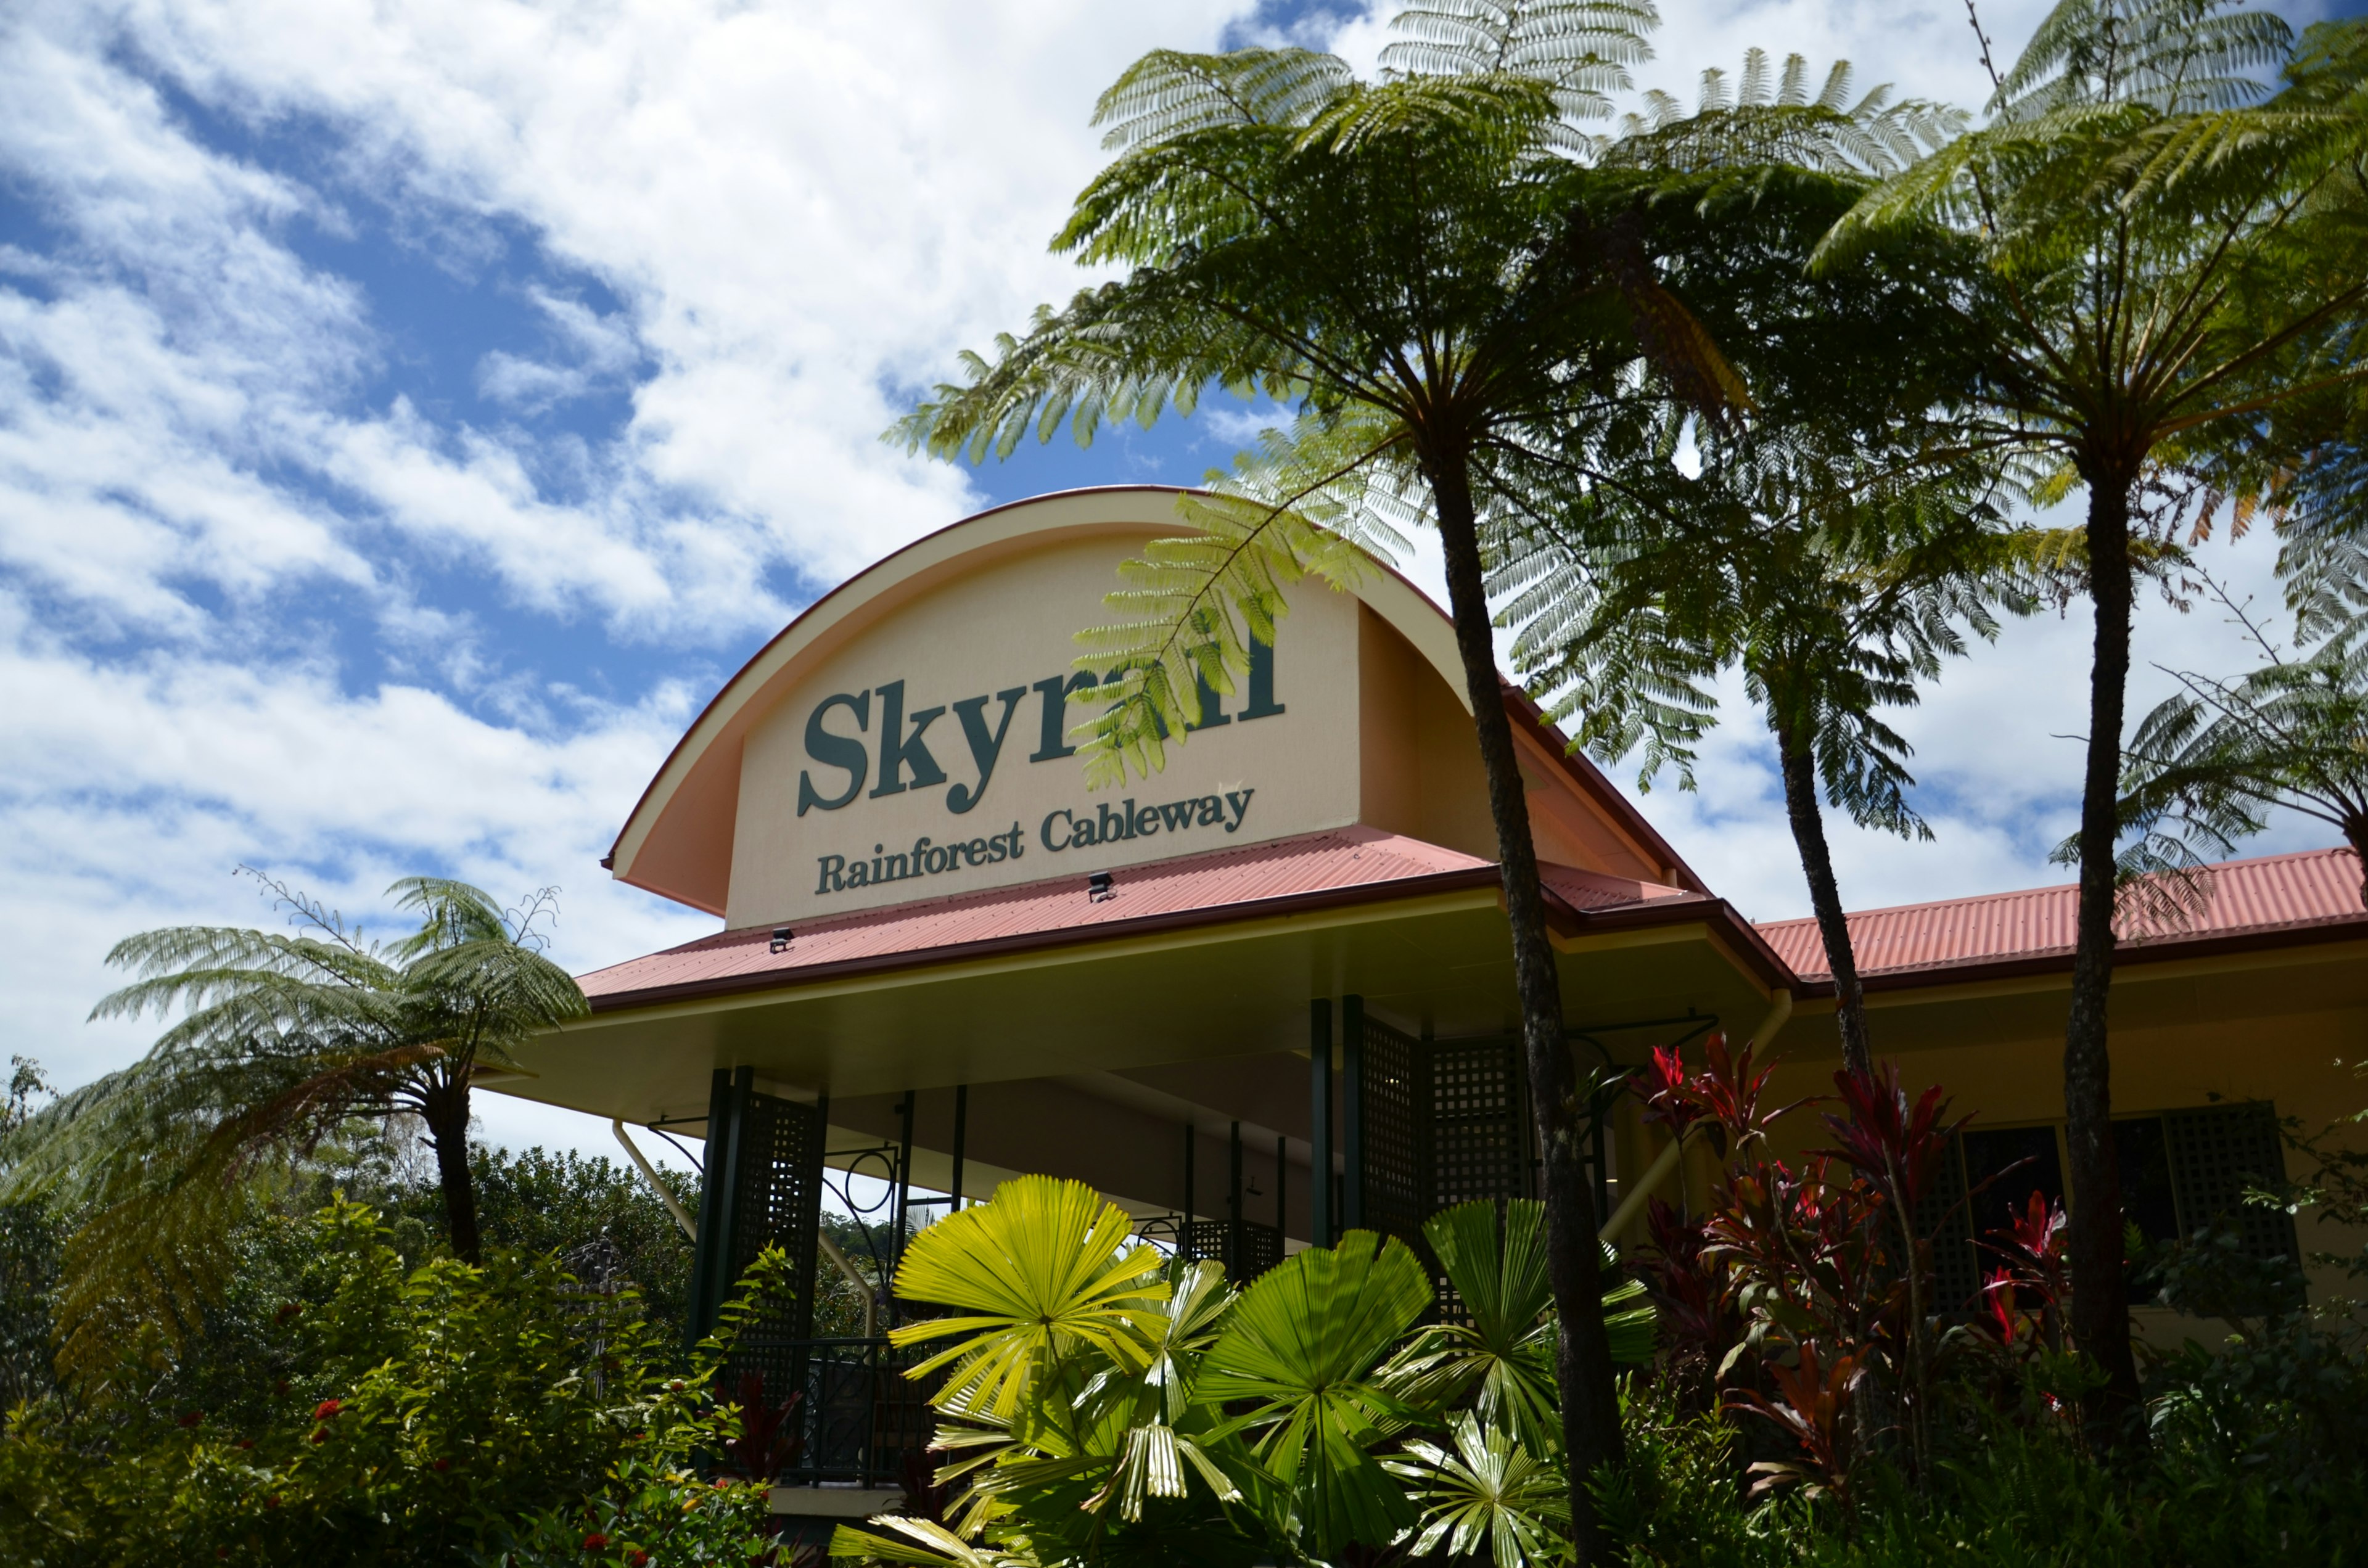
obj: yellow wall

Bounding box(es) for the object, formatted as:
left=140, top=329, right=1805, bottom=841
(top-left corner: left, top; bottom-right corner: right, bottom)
left=1747, top=945, right=2368, bottom=1319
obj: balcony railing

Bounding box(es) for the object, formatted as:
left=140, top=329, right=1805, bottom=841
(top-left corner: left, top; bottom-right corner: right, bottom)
left=744, top=1335, right=940, bottom=1492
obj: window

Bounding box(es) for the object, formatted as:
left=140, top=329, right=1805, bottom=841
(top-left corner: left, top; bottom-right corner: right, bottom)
left=1923, top=1101, right=2301, bottom=1313
left=2112, top=1117, right=2181, bottom=1246
left=1962, top=1124, right=2065, bottom=1238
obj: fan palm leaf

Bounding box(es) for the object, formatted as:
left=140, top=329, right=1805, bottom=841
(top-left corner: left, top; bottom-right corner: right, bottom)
left=1195, top=1230, right=1432, bottom=1559
left=889, top=1175, right=1171, bottom=1419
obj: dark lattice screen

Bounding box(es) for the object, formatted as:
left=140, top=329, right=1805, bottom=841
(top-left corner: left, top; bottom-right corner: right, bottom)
left=1431, top=1036, right=1527, bottom=1209
left=1357, top=1016, right=1430, bottom=1254
left=1917, top=1136, right=1981, bottom=1316
left=1183, top=1218, right=1285, bottom=1283
left=725, top=1090, right=827, bottom=1403
left=2164, top=1102, right=2301, bottom=1269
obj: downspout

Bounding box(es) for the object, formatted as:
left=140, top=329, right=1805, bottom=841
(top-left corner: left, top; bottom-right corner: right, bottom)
left=613, top=1117, right=881, bottom=1337
left=1598, top=988, right=1792, bottom=1242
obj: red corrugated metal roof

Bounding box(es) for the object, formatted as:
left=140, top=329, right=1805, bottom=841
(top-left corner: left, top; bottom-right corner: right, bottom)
left=580, top=827, right=1522, bottom=1006
left=578, top=827, right=1713, bottom=1008
left=1757, top=846, right=2367, bottom=982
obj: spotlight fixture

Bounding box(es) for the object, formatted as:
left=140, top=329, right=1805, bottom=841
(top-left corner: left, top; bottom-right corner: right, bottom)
left=769, top=926, right=793, bottom=953
left=1087, top=871, right=1115, bottom=903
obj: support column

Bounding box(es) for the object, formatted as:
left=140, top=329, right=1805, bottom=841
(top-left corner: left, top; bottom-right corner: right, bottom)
left=1183, top=1122, right=1196, bottom=1231
left=1275, top=1135, right=1287, bottom=1236
left=890, top=1090, right=915, bottom=1292
left=1227, top=1120, right=1244, bottom=1279
left=1341, top=995, right=1365, bottom=1233
left=949, top=1085, right=968, bottom=1212
left=687, top=1065, right=752, bottom=1349
left=1309, top=1000, right=1333, bottom=1247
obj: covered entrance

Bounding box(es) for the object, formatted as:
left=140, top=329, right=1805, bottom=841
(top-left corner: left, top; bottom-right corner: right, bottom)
left=493, top=486, right=1791, bottom=1509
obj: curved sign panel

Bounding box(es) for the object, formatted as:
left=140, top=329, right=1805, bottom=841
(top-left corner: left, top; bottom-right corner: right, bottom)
left=726, top=532, right=1361, bottom=927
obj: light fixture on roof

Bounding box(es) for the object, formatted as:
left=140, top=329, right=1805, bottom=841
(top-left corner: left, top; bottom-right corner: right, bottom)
left=1087, top=871, right=1115, bottom=903
left=769, top=926, right=793, bottom=953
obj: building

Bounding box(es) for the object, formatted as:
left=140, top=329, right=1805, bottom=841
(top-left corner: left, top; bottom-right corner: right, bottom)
left=491, top=486, right=2368, bottom=1518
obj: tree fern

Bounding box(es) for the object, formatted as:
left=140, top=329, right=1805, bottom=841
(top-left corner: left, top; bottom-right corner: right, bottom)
left=4, top=872, right=585, bottom=1390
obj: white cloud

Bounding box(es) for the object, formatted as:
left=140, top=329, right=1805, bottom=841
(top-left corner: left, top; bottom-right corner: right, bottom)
left=0, top=0, right=2347, bottom=1178
left=0, top=589, right=715, bottom=1081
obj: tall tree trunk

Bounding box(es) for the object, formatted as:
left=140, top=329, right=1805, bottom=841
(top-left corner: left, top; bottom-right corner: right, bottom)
left=1774, top=715, right=1874, bottom=1078
left=1429, top=456, right=1622, bottom=1562
left=419, top=1074, right=482, bottom=1264
left=2065, top=471, right=2143, bottom=1445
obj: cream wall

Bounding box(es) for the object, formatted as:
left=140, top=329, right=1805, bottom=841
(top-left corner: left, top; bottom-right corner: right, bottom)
left=726, top=533, right=1365, bottom=927
left=1758, top=975, right=2368, bottom=1321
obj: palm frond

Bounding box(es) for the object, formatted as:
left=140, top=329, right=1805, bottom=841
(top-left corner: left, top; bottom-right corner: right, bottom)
left=1382, top=0, right=1659, bottom=131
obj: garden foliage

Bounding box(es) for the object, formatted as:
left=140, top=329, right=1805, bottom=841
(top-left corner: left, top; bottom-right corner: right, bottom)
left=0, top=1199, right=779, bottom=1567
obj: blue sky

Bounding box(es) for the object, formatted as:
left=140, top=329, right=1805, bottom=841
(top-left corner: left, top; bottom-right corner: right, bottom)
left=0, top=0, right=2350, bottom=1164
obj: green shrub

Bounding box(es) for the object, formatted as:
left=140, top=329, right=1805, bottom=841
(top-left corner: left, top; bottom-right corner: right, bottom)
left=0, top=1198, right=778, bottom=1567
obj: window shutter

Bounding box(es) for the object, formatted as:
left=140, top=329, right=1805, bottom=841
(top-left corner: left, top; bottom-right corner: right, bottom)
left=1918, top=1135, right=1981, bottom=1315
left=2162, top=1101, right=2301, bottom=1271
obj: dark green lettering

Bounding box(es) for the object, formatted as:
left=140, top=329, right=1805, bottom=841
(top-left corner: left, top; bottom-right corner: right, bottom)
left=1224, top=789, right=1255, bottom=832
left=1187, top=667, right=1231, bottom=731
left=1030, top=671, right=1098, bottom=761
left=1157, top=800, right=1197, bottom=832
left=1197, top=795, right=1222, bottom=827
left=948, top=686, right=1027, bottom=813
left=869, top=680, right=948, bottom=798
left=797, top=691, right=870, bottom=815
left=816, top=854, right=846, bottom=893
left=1241, top=634, right=1285, bottom=720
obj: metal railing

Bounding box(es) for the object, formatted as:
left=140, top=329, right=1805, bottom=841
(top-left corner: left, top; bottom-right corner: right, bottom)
left=752, top=1335, right=940, bottom=1491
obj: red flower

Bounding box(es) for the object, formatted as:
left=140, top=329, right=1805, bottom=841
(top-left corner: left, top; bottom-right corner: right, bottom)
left=310, top=1429, right=328, bottom=1444
left=630, top=1553, right=649, bottom=1567
left=273, top=1379, right=290, bottom=1397
left=236, top=1439, right=255, bottom=1451
left=432, top=1458, right=450, bottom=1472
left=263, top=1495, right=282, bottom=1511
left=582, top=1533, right=610, bottom=1551
left=313, top=1400, right=342, bottom=1421
left=178, top=1410, right=204, bottom=1428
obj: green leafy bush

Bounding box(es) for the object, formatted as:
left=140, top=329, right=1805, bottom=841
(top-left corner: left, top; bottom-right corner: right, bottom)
left=0, top=1198, right=786, bottom=1567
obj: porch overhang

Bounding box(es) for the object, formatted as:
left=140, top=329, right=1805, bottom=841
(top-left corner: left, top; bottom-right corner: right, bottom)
left=491, top=834, right=1784, bottom=1138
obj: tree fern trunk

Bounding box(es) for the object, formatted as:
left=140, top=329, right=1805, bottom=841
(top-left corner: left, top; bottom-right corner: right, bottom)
left=1428, top=455, right=1622, bottom=1561
left=421, top=1076, right=482, bottom=1265
left=1775, top=716, right=1873, bottom=1077
left=2065, top=471, right=2142, bottom=1446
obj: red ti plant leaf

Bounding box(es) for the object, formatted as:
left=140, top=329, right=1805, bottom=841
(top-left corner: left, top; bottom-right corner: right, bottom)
left=1980, top=1190, right=2070, bottom=1352
left=1632, top=1031, right=1798, bottom=1162
left=1812, top=1062, right=1972, bottom=1484
left=1815, top=1063, right=1969, bottom=1217
left=1978, top=1266, right=2028, bottom=1347
left=1634, top=1043, right=1705, bottom=1140
left=1638, top=1198, right=1742, bottom=1405
left=1727, top=1342, right=1863, bottom=1503
left=717, top=1371, right=806, bottom=1482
